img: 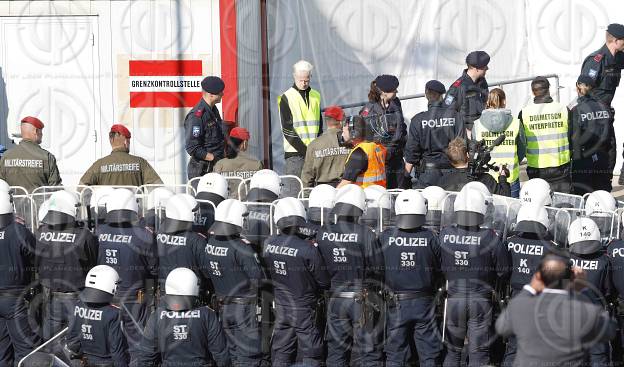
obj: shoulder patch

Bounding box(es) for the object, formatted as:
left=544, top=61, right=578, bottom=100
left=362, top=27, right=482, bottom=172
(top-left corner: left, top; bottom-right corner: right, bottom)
left=588, top=69, right=598, bottom=79
left=594, top=53, right=604, bottom=62
left=192, top=126, right=201, bottom=137
left=452, top=79, right=462, bottom=87
left=361, top=109, right=369, bottom=117
left=194, top=108, right=204, bottom=118
left=444, top=94, right=455, bottom=105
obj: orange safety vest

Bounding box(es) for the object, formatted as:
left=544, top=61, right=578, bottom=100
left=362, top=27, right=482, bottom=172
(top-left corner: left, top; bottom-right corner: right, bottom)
left=347, top=141, right=387, bottom=188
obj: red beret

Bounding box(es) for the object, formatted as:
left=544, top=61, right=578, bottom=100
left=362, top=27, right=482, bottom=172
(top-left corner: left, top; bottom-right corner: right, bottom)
left=110, top=124, right=131, bottom=138
left=21, top=116, right=44, bottom=129
left=323, top=105, right=345, bottom=121
left=229, top=127, right=250, bottom=140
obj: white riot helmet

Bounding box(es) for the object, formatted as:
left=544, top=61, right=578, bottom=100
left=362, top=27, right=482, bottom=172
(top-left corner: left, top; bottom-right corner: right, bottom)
left=43, top=190, right=79, bottom=225
left=90, top=187, right=115, bottom=223
left=308, top=184, right=336, bottom=223
left=361, top=185, right=392, bottom=228
left=422, top=186, right=446, bottom=226
left=332, top=184, right=366, bottom=217
left=0, top=179, right=9, bottom=193
left=210, top=199, right=248, bottom=236
left=0, top=192, right=12, bottom=215
left=146, top=187, right=174, bottom=211
left=395, top=190, right=427, bottom=229
left=164, top=267, right=200, bottom=311
left=568, top=217, right=602, bottom=255
left=274, top=197, right=307, bottom=230
left=520, top=178, right=552, bottom=206
left=454, top=189, right=487, bottom=226
left=197, top=173, right=228, bottom=203
left=514, top=204, right=550, bottom=236
left=162, top=194, right=195, bottom=233
left=247, top=169, right=281, bottom=202
left=461, top=181, right=491, bottom=204
left=105, top=189, right=138, bottom=223
left=585, top=190, right=616, bottom=216
left=81, top=265, right=120, bottom=303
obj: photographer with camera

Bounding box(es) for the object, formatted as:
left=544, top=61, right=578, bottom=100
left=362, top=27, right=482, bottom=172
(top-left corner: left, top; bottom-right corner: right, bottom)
left=441, top=137, right=511, bottom=196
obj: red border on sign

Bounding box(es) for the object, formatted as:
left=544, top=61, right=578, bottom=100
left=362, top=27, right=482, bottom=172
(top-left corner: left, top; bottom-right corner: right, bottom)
left=130, top=92, right=201, bottom=108
left=129, top=60, right=203, bottom=76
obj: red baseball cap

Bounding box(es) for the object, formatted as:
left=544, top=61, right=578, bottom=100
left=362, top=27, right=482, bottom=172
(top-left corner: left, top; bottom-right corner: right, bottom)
left=21, top=116, right=44, bottom=129
left=229, top=127, right=250, bottom=140
left=110, top=124, right=131, bottom=138
left=323, top=105, right=345, bottom=121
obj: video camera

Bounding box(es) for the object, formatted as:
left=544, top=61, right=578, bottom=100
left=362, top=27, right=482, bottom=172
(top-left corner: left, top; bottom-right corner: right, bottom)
left=467, top=134, right=506, bottom=179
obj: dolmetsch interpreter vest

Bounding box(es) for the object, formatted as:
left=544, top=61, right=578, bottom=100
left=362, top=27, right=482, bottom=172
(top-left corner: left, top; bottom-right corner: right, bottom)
left=522, top=102, right=570, bottom=168
left=475, top=117, right=520, bottom=182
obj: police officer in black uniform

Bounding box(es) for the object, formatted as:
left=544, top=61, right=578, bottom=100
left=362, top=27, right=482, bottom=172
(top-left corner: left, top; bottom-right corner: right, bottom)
left=65, top=265, right=129, bottom=367
left=502, top=204, right=557, bottom=366
left=156, top=194, right=207, bottom=291
left=607, top=216, right=624, bottom=365
left=569, top=75, right=613, bottom=194
left=360, top=74, right=407, bottom=189
left=263, top=198, right=329, bottom=366
left=405, top=80, right=465, bottom=188
left=194, top=172, right=228, bottom=236
left=379, top=190, right=442, bottom=366
left=445, top=51, right=490, bottom=137
left=0, top=191, right=40, bottom=365
left=185, top=76, right=226, bottom=180
left=95, top=189, right=157, bottom=357
left=579, top=23, right=624, bottom=183
left=36, top=190, right=98, bottom=340
left=303, top=184, right=336, bottom=239
left=568, top=218, right=612, bottom=366
left=316, top=184, right=384, bottom=366
left=138, top=267, right=230, bottom=367
left=439, top=189, right=509, bottom=367
left=200, top=199, right=263, bottom=367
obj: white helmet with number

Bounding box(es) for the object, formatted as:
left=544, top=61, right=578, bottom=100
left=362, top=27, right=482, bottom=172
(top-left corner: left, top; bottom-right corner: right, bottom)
left=514, top=204, right=550, bottom=235
left=197, top=173, right=228, bottom=203
left=454, top=189, right=487, bottom=226
left=520, top=178, right=552, bottom=206
left=395, top=190, right=427, bottom=229
left=585, top=190, right=616, bottom=216
left=422, top=186, right=446, bottom=226
left=568, top=217, right=601, bottom=255
left=308, top=184, right=336, bottom=223
left=274, top=197, right=307, bottom=230
left=210, top=199, right=248, bottom=236
left=247, top=169, right=281, bottom=202
left=43, top=190, right=79, bottom=225
left=81, top=265, right=120, bottom=303
left=162, top=194, right=195, bottom=233
left=164, top=267, right=200, bottom=311
left=105, top=189, right=138, bottom=223
left=146, top=187, right=174, bottom=211
left=332, top=184, right=366, bottom=217
left=0, top=192, right=12, bottom=215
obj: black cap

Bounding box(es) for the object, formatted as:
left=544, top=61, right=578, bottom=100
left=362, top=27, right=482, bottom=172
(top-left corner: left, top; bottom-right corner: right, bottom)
left=425, top=80, right=446, bottom=94
left=531, top=76, right=550, bottom=89
left=608, top=23, right=624, bottom=39
left=577, top=75, right=596, bottom=87
left=465, top=51, right=490, bottom=68
left=201, top=76, right=225, bottom=94
left=375, top=75, right=399, bottom=93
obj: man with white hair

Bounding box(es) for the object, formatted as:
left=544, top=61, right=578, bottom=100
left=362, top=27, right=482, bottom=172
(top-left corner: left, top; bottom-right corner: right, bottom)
left=278, top=60, right=322, bottom=196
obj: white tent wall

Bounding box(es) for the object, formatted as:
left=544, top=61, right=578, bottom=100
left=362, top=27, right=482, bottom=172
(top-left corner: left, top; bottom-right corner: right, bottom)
left=266, top=0, right=623, bottom=175
left=0, top=0, right=221, bottom=186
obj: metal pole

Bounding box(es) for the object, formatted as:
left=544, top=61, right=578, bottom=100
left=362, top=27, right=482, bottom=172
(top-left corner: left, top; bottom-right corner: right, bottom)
left=18, top=327, right=69, bottom=367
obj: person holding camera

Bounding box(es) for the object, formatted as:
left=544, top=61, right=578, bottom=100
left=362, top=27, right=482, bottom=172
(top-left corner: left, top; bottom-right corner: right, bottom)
left=440, top=137, right=511, bottom=196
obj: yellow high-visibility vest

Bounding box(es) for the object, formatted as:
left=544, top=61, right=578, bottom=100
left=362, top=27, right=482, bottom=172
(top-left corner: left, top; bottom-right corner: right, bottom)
left=521, top=102, right=570, bottom=168
left=278, top=88, right=321, bottom=153
left=474, top=117, right=520, bottom=183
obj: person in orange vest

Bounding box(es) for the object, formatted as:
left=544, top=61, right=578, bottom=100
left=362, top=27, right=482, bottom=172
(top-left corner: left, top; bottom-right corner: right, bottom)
left=337, top=115, right=387, bottom=188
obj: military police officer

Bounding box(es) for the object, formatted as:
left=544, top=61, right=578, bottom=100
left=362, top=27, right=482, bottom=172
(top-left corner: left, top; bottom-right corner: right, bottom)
left=379, top=190, right=443, bottom=366
left=36, top=190, right=99, bottom=340
left=80, top=124, right=162, bottom=186
left=445, top=51, right=490, bottom=137
left=185, top=76, right=226, bottom=179
left=579, top=23, right=624, bottom=183
left=0, top=191, right=40, bottom=365
left=138, top=267, right=230, bottom=366
left=263, top=198, right=330, bottom=366
left=0, top=116, right=62, bottom=192
left=316, top=184, right=384, bottom=366
left=65, top=265, right=129, bottom=367
left=405, top=80, right=465, bottom=188
left=439, top=189, right=509, bottom=367
left=301, top=105, right=350, bottom=187
left=95, top=189, right=157, bottom=355
left=200, top=199, right=263, bottom=367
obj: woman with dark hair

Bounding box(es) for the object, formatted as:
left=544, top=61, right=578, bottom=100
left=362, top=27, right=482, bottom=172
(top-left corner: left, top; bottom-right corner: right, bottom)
left=359, top=74, right=407, bottom=189
left=213, top=127, right=263, bottom=199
